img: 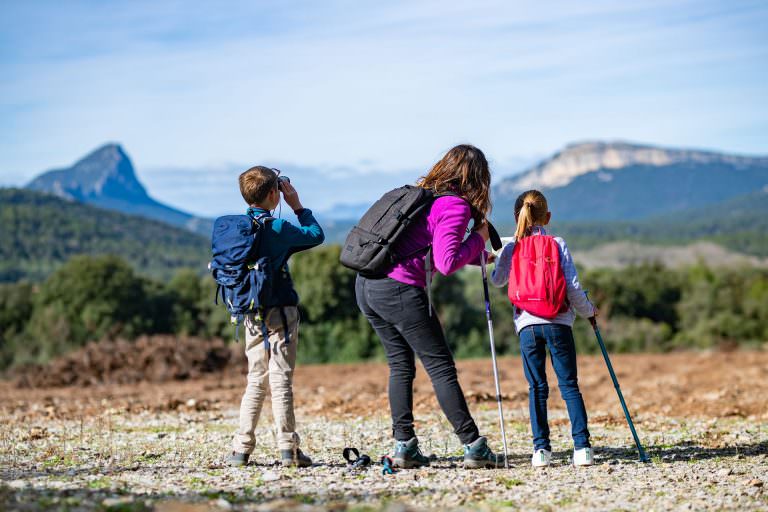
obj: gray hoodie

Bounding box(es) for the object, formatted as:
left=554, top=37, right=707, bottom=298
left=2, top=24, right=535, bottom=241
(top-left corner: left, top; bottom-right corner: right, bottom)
left=489, top=226, right=595, bottom=334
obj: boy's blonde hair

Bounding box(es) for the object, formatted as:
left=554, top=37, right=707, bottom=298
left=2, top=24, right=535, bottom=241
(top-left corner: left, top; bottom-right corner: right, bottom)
left=239, top=166, right=278, bottom=206
left=514, top=190, right=549, bottom=240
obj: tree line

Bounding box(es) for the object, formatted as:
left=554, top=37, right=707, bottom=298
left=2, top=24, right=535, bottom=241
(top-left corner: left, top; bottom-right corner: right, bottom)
left=1, top=246, right=767, bottom=371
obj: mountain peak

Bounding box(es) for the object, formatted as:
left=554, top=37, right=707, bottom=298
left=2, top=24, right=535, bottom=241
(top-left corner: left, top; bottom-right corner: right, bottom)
left=24, top=143, right=212, bottom=235
left=27, top=142, right=149, bottom=202
left=498, top=140, right=768, bottom=193
left=80, top=142, right=128, bottom=165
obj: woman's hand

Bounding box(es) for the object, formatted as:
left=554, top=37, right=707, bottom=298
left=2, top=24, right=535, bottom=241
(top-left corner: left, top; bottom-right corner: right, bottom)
left=475, top=221, right=490, bottom=242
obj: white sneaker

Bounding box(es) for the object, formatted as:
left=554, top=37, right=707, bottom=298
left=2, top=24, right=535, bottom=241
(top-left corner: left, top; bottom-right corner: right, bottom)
left=531, top=449, right=552, bottom=467
left=573, top=447, right=594, bottom=466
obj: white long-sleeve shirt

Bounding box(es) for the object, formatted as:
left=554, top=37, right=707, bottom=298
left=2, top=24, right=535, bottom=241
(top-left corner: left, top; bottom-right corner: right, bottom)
left=490, top=226, right=595, bottom=334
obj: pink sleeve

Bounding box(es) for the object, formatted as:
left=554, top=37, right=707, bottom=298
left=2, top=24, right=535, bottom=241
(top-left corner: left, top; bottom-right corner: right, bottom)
left=430, top=197, right=486, bottom=275
left=468, top=249, right=490, bottom=266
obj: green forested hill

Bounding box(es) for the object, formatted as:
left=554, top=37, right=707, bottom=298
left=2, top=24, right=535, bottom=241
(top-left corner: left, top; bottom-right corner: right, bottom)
left=490, top=190, right=768, bottom=257
left=0, top=188, right=209, bottom=282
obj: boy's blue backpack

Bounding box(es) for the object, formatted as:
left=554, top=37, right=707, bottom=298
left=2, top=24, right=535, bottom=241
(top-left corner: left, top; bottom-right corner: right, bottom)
left=210, top=212, right=272, bottom=342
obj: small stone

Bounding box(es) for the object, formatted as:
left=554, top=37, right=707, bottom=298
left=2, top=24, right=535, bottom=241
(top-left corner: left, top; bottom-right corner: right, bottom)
left=717, top=468, right=732, bottom=477
left=157, top=432, right=168, bottom=439
left=102, top=496, right=134, bottom=508
left=8, top=480, right=27, bottom=489
left=262, top=470, right=280, bottom=482
left=215, top=498, right=233, bottom=510
left=186, top=399, right=197, bottom=408
left=745, top=478, right=763, bottom=487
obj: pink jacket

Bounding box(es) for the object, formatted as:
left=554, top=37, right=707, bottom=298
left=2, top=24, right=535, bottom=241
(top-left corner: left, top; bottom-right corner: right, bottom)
left=388, top=195, right=485, bottom=287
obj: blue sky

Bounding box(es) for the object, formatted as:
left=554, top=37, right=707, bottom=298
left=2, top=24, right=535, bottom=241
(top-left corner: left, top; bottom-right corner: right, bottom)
left=1, top=0, right=767, bottom=215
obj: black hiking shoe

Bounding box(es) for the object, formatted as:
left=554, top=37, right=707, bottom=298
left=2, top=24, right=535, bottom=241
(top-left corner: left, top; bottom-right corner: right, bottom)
left=227, top=451, right=249, bottom=467
left=463, top=436, right=505, bottom=469
left=391, top=437, right=431, bottom=469
left=280, top=448, right=313, bottom=468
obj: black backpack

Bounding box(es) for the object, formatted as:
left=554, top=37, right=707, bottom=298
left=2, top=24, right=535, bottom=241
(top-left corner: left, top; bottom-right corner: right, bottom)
left=340, top=185, right=437, bottom=276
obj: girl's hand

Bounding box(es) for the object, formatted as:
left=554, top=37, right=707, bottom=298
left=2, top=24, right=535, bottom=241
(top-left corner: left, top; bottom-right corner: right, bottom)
left=588, top=306, right=600, bottom=328
left=485, top=252, right=497, bottom=264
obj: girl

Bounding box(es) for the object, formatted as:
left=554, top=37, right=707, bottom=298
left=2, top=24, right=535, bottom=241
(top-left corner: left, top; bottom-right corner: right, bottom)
left=490, top=189, right=596, bottom=467
left=355, top=144, right=505, bottom=469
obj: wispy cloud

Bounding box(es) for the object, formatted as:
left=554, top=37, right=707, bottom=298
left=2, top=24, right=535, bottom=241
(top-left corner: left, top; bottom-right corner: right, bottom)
left=1, top=0, right=766, bottom=200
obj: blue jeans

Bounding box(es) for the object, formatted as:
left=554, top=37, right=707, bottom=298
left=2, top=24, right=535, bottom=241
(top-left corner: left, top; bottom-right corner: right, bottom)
left=519, top=324, right=590, bottom=451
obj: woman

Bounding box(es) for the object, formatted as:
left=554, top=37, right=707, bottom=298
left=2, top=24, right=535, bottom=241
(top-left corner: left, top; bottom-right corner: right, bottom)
left=355, top=144, right=504, bottom=469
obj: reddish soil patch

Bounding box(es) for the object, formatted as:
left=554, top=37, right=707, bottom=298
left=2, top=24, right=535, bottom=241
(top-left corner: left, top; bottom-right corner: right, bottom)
left=2, top=344, right=766, bottom=422
left=12, top=336, right=233, bottom=388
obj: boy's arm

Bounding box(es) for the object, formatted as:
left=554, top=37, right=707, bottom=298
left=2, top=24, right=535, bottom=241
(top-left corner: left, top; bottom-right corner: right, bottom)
left=556, top=237, right=595, bottom=318
left=489, top=242, right=514, bottom=287
left=274, top=179, right=325, bottom=251
left=273, top=209, right=325, bottom=250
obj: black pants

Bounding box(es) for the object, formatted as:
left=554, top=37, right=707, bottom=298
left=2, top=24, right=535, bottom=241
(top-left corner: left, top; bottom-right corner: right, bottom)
left=355, top=275, right=480, bottom=445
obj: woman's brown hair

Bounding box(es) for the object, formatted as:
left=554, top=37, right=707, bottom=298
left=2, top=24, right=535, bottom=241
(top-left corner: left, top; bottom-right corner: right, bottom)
left=514, top=189, right=549, bottom=240
left=417, top=144, right=491, bottom=226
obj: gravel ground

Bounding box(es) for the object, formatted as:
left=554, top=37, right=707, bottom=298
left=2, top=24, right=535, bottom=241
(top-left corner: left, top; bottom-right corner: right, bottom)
left=1, top=405, right=766, bottom=511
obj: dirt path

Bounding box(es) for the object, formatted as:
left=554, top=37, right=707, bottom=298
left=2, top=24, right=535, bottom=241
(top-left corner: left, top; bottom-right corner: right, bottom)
left=2, top=351, right=767, bottom=511
left=3, top=351, right=767, bottom=423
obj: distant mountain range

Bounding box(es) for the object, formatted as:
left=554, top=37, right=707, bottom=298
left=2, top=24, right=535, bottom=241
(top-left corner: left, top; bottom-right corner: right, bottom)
left=27, top=140, right=768, bottom=229
left=492, top=141, right=768, bottom=222
left=9, top=139, right=767, bottom=282
left=26, top=144, right=213, bottom=236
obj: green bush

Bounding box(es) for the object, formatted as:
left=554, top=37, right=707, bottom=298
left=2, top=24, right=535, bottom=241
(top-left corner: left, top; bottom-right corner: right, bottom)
left=22, top=255, right=155, bottom=363
left=2, top=247, right=766, bottom=371
left=0, top=281, right=35, bottom=368
left=291, top=245, right=378, bottom=363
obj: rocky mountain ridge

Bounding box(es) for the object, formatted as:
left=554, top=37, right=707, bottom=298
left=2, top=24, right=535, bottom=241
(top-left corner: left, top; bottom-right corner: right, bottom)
left=497, top=141, right=768, bottom=194
left=492, top=141, right=768, bottom=221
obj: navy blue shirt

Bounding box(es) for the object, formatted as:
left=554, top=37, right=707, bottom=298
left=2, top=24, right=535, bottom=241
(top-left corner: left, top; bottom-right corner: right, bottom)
left=247, top=207, right=325, bottom=307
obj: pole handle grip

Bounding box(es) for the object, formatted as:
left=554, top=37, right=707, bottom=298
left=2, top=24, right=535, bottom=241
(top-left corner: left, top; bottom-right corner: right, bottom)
left=487, top=221, right=502, bottom=251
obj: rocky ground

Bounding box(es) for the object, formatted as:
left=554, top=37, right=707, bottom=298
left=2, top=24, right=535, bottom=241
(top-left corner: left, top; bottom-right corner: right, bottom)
left=2, top=351, right=767, bottom=511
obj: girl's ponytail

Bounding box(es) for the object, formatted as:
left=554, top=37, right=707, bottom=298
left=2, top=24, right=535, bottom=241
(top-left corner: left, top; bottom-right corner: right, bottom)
left=513, top=190, right=549, bottom=240
left=514, top=201, right=533, bottom=240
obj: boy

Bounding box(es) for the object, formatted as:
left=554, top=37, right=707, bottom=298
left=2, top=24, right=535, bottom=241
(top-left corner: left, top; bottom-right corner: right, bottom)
left=227, top=166, right=324, bottom=467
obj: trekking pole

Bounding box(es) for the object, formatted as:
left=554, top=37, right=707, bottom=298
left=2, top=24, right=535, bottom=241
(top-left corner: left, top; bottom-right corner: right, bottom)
left=479, top=222, right=509, bottom=468
left=585, top=291, right=650, bottom=463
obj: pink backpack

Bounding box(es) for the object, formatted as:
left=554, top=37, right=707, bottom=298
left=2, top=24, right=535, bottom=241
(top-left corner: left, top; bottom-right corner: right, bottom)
left=508, top=235, right=567, bottom=318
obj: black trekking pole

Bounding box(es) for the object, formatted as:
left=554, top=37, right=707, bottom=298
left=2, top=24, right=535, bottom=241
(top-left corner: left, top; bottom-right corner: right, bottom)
left=585, top=291, right=650, bottom=463
left=479, top=221, right=509, bottom=468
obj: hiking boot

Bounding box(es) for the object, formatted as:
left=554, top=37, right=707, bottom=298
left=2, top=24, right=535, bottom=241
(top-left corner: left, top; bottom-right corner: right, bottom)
left=532, top=448, right=552, bottom=468
left=463, top=436, right=505, bottom=469
left=227, top=451, right=249, bottom=467
left=280, top=448, right=313, bottom=468
left=391, top=437, right=431, bottom=469
left=573, top=447, right=594, bottom=466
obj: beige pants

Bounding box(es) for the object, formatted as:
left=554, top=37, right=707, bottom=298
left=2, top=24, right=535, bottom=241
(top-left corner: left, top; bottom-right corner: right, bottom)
left=232, top=306, right=300, bottom=453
